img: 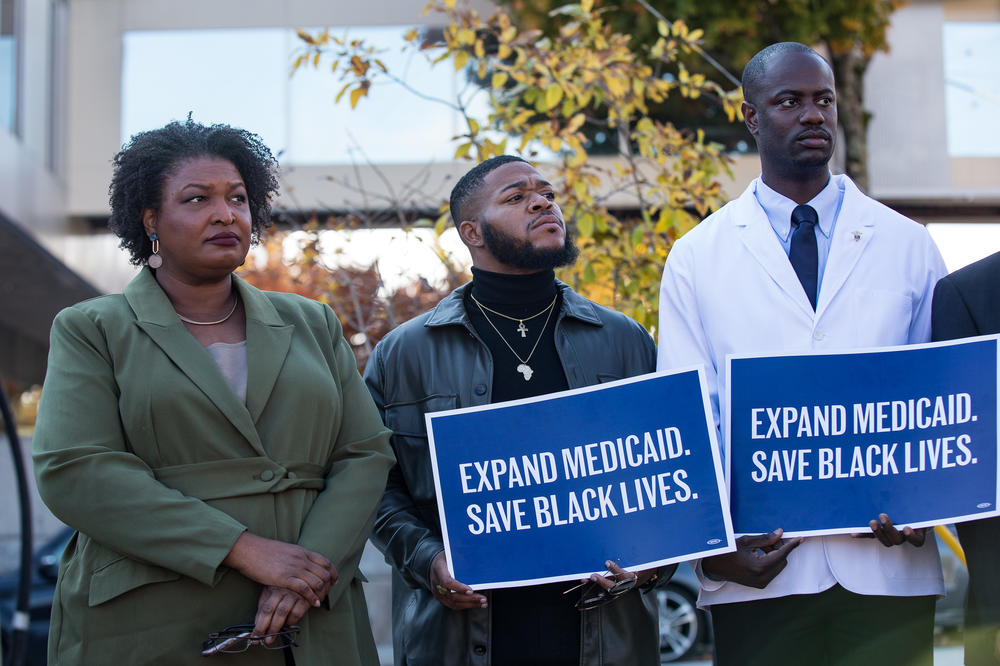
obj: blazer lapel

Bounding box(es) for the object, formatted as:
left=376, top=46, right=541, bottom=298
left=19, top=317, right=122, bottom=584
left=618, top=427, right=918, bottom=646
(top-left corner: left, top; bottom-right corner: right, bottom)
left=815, top=179, right=876, bottom=318
left=234, top=275, right=294, bottom=425
left=733, top=185, right=816, bottom=319
left=124, top=269, right=267, bottom=454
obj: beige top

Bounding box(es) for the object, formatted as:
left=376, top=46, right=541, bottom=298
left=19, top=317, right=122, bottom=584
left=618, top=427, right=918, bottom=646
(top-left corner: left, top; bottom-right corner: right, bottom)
left=205, top=339, right=248, bottom=404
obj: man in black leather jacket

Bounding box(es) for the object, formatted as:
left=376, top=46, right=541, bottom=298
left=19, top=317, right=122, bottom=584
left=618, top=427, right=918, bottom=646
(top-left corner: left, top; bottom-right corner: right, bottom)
left=364, top=156, right=670, bottom=665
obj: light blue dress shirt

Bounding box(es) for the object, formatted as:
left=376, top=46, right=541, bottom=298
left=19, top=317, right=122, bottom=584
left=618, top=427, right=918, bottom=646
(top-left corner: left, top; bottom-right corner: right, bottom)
left=754, top=174, right=846, bottom=294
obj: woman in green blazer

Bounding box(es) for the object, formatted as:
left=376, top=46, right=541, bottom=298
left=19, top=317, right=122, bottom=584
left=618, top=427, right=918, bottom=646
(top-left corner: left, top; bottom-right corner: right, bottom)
left=32, top=120, right=394, bottom=665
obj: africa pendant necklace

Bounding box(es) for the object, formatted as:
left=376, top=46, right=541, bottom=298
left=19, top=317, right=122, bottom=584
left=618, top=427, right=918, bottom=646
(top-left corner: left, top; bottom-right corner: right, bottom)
left=472, top=296, right=557, bottom=381
left=470, top=293, right=558, bottom=338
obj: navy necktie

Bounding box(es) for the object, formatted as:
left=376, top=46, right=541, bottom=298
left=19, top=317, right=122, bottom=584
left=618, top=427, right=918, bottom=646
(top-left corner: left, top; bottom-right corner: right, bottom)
left=789, top=204, right=819, bottom=310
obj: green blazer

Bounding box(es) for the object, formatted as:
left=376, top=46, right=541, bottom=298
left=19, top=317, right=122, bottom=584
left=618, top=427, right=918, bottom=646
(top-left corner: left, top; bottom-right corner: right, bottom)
left=32, top=268, right=394, bottom=665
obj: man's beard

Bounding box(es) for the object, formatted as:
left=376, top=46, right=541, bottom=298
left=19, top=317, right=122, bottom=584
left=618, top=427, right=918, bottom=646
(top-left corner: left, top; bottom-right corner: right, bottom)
left=481, top=221, right=579, bottom=271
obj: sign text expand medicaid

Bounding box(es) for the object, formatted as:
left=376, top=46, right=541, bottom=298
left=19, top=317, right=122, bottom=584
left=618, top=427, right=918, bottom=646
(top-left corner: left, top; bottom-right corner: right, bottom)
left=426, top=369, right=733, bottom=589
left=727, top=336, right=1000, bottom=537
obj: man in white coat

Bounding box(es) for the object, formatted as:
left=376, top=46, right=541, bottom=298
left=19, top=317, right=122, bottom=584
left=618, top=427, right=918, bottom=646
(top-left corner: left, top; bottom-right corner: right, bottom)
left=657, top=42, right=945, bottom=665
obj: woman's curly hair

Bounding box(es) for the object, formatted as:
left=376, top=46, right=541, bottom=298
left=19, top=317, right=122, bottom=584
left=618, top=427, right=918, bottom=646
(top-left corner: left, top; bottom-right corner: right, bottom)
left=108, top=118, right=279, bottom=266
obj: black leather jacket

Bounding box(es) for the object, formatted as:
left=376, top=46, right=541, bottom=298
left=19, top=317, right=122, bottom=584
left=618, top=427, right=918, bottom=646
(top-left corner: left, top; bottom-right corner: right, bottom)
left=364, top=281, right=662, bottom=666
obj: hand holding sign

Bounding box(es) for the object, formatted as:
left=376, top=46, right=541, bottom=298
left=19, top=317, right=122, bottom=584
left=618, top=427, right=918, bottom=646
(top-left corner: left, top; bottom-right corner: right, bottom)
left=701, top=529, right=803, bottom=589
left=430, top=551, right=487, bottom=610
left=851, top=513, right=927, bottom=547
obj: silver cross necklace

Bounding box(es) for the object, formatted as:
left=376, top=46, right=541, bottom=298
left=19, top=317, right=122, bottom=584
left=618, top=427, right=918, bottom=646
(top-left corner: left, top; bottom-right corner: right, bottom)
left=470, top=294, right=558, bottom=338
left=472, top=295, right=558, bottom=381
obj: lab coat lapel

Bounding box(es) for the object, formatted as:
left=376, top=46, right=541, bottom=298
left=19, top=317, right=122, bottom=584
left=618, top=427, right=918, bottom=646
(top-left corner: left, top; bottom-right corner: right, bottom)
left=815, top=180, right=876, bottom=318
left=123, top=268, right=267, bottom=454
left=732, top=186, right=816, bottom=319
left=234, top=275, right=294, bottom=425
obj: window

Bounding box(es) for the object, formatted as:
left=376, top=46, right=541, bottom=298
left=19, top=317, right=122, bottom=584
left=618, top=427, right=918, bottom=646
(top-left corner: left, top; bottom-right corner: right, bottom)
left=121, top=26, right=490, bottom=166
left=943, top=22, right=1000, bottom=157
left=0, top=0, right=18, bottom=135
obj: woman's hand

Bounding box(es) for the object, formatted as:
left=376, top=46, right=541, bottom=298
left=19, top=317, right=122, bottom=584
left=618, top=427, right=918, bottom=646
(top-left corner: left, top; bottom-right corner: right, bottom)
left=223, top=532, right=337, bottom=606
left=253, top=586, right=312, bottom=642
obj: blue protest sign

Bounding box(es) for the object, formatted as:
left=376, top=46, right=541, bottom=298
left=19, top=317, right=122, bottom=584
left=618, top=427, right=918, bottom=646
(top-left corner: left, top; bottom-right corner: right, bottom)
left=426, top=369, right=733, bottom=589
left=726, top=336, right=1000, bottom=537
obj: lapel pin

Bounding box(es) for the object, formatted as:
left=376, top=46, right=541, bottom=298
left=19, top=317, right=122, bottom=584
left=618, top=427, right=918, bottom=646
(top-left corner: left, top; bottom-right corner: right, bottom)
left=852, top=231, right=862, bottom=242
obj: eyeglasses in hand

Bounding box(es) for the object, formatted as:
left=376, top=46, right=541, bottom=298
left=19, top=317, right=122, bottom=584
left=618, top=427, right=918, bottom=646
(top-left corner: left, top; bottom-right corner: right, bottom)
left=564, top=568, right=638, bottom=611
left=201, top=624, right=300, bottom=656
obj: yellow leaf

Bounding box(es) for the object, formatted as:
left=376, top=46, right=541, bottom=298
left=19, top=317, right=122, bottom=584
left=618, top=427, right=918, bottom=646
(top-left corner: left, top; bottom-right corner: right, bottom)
left=312, top=52, right=320, bottom=67
left=454, top=142, right=472, bottom=159
left=545, top=84, right=563, bottom=109
left=405, top=28, right=419, bottom=42
left=580, top=0, right=593, bottom=12
left=474, top=39, right=485, bottom=58
left=349, top=86, right=366, bottom=109
left=457, top=28, right=475, bottom=46
left=606, top=77, right=626, bottom=98
left=577, top=213, right=594, bottom=238
left=454, top=50, right=469, bottom=71
left=434, top=213, right=450, bottom=236
left=492, top=72, right=508, bottom=89
left=477, top=60, right=488, bottom=79
left=498, top=44, right=512, bottom=60
left=334, top=82, right=351, bottom=103
left=296, top=29, right=316, bottom=45
left=468, top=118, right=480, bottom=134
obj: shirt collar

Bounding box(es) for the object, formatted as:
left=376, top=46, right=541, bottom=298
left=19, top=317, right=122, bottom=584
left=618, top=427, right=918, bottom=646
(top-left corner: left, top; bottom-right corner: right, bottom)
left=755, top=174, right=841, bottom=241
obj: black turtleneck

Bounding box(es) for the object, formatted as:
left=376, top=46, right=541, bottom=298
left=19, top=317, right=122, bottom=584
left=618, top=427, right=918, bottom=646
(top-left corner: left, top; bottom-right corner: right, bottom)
left=465, top=267, right=578, bottom=666
left=466, top=267, right=569, bottom=403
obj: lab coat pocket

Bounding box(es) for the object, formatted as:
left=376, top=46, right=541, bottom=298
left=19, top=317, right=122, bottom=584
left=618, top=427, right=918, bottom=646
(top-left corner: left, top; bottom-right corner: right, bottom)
left=850, top=288, right=913, bottom=346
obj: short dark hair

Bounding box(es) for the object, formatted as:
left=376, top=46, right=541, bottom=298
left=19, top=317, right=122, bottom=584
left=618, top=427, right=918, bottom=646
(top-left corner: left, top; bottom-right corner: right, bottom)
left=449, top=155, right=528, bottom=226
left=108, top=118, right=279, bottom=265
left=741, top=42, right=829, bottom=105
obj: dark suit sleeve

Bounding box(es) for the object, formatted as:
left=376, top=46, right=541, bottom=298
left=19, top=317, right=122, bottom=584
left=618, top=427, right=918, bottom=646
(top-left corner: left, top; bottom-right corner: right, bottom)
left=931, top=275, right=980, bottom=342
left=931, top=273, right=1000, bottom=633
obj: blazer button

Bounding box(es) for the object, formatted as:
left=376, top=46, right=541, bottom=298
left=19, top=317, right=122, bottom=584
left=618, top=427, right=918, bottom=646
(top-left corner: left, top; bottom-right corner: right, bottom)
left=474, top=384, right=487, bottom=396
left=473, top=645, right=487, bottom=656
left=259, top=470, right=275, bottom=482
left=812, top=330, right=826, bottom=341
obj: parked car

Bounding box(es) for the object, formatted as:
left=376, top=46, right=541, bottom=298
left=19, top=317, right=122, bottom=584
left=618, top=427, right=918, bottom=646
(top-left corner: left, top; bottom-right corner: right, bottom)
left=0, top=527, right=71, bottom=665
left=657, top=562, right=712, bottom=663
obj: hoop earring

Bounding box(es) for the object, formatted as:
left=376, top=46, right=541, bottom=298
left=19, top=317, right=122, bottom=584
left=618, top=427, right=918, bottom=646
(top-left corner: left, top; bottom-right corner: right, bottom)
left=147, top=233, right=163, bottom=269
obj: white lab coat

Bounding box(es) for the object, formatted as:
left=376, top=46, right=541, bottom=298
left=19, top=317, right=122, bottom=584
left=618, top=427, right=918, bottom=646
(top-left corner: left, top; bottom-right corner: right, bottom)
left=658, top=174, right=946, bottom=606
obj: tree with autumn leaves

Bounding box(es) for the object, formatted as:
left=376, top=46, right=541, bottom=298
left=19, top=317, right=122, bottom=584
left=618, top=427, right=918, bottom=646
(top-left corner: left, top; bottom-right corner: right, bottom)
left=500, top=0, right=905, bottom=191
left=292, top=0, right=740, bottom=335
left=275, top=0, right=900, bottom=364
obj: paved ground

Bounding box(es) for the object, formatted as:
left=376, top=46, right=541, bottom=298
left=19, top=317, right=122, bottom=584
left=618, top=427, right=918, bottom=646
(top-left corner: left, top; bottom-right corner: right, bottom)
left=673, top=644, right=965, bottom=665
